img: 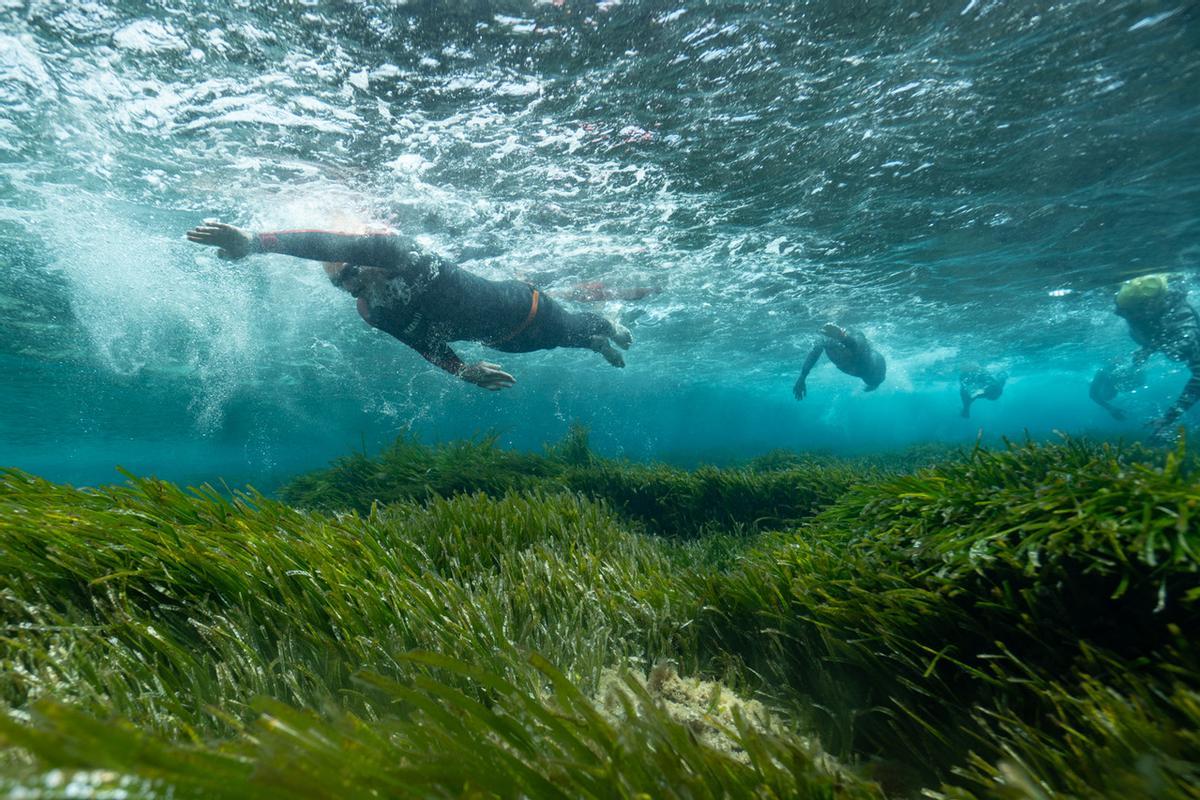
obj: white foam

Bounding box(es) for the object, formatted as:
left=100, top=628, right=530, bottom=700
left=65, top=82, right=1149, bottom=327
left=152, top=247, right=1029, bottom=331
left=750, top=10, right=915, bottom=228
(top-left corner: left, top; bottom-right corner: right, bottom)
left=113, top=20, right=188, bottom=54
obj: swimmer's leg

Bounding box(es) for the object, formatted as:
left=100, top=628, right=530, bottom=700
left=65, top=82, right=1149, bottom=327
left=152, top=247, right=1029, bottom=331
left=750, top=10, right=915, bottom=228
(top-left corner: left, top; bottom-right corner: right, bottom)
left=572, top=311, right=630, bottom=367
left=588, top=334, right=625, bottom=367
left=514, top=294, right=631, bottom=367
left=610, top=321, right=632, bottom=349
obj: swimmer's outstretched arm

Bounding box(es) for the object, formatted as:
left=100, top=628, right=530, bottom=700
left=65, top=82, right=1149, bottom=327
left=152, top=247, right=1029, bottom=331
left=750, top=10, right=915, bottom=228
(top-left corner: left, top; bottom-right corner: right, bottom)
left=1094, top=399, right=1126, bottom=421
left=1152, top=357, right=1200, bottom=434
left=1088, top=369, right=1127, bottom=421
left=410, top=335, right=513, bottom=390
left=400, top=337, right=513, bottom=390
left=793, top=341, right=824, bottom=400
left=186, top=221, right=414, bottom=269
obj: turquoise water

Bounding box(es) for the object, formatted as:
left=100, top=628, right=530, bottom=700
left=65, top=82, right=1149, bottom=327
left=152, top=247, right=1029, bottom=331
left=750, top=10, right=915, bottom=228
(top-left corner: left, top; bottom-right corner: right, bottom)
left=2, top=1, right=1197, bottom=489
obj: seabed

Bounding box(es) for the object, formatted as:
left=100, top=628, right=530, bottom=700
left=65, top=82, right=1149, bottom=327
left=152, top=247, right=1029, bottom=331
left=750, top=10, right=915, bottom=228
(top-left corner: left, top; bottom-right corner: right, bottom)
left=1, top=429, right=1197, bottom=798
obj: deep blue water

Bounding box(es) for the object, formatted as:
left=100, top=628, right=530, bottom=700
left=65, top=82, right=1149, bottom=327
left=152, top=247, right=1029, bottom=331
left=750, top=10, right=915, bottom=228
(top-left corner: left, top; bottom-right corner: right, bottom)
left=1, top=0, right=1197, bottom=489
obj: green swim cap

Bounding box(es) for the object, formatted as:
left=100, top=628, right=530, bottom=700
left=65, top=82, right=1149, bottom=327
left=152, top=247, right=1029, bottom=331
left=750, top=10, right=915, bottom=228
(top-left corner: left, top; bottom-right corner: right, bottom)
left=1115, top=273, right=1169, bottom=311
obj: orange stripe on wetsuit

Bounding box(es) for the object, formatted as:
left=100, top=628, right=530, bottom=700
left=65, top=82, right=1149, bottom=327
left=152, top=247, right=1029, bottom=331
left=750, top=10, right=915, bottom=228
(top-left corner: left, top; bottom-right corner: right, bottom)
left=488, top=288, right=540, bottom=346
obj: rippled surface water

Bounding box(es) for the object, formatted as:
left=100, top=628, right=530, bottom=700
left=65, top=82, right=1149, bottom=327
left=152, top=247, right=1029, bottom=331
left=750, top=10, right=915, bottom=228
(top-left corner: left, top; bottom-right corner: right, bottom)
left=1, top=1, right=1197, bottom=486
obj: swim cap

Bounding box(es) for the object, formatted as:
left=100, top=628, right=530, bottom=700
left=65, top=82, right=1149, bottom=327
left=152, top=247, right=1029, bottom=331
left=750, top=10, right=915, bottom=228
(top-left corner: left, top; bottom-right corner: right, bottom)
left=1115, top=273, right=1168, bottom=312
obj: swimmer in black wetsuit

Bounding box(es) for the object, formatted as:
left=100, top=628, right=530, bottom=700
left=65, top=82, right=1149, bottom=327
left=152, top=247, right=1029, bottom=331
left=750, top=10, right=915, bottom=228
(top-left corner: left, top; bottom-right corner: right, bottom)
left=186, top=221, right=631, bottom=390
left=958, top=364, right=1007, bottom=419
left=1112, top=273, right=1200, bottom=438
left=1089, top=360, right=1143, bottom=421
left=793, top=323, right=886, bottom=400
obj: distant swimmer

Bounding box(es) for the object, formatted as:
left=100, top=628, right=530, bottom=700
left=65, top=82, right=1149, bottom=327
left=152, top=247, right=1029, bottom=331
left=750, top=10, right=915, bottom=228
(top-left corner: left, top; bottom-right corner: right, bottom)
left=186, top=221, right=632, bottom=390
left=1113, top=273, right=1200, bottom=438
left=958, top=364, right=1007, bottom=419
left=793, top=323, right=886, bottom=400
left=557, top=281, right=661, bottom=303
left=1089, top=360, right=1144, bottom=421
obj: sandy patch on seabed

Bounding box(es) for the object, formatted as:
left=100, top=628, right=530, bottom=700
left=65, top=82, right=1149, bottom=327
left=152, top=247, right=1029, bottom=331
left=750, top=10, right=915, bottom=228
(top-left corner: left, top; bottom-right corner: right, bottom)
left=595, top=662, right=839, bottom=773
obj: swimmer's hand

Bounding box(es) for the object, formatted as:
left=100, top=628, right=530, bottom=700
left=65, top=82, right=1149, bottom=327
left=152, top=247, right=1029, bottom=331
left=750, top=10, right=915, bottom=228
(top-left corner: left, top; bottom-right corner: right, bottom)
left=186, top=221, right=255, bottom=260
left=460, top=361, right=516, bottom=391
left=793, top=377, right=807, bottom=400
left=1107, top=406, right=1127, bottom=422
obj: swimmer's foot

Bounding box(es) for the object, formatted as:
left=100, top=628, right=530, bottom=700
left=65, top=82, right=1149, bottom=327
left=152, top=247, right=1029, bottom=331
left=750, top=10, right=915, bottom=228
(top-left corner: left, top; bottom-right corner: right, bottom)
left=611, top=322, right=633, bottom=350
left=590, top=335, right=626, bottom=368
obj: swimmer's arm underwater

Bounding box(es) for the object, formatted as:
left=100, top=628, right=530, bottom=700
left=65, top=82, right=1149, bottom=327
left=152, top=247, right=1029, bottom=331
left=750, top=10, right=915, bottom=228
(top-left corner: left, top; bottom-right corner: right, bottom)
left=1089, top=378, right=1127, bottom=421
left=406, top=335, right=515, bottom=391
left=793, top=340, right=824, bottom=400
left=1152, top=356, right=1200, bottom=435
left=186, top=222, right=411, bottom=269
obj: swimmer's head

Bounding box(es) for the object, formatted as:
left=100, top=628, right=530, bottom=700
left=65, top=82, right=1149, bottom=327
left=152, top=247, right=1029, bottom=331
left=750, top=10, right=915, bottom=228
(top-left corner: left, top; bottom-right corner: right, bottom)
left=323, top=216, right=394, bottom=297
left=329, top=262, right=385, bottom=297
left=330, top=262, right=363, bottom=293
left=1115, top=273, right=1169, bottom=316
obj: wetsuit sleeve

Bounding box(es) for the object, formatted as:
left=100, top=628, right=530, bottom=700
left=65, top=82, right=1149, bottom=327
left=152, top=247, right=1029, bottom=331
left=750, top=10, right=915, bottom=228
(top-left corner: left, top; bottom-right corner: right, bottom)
left=1089, top=372, right=1114, bottom=404
left=798, top=341, right=824, bottom=379
left=1158, top=298, right=1200, bottom=425
left=410, top=337, right=465, bottom=376
left=1162, top=352, right=1200, bottom=425
left=253, top=230, right=416, bottom=269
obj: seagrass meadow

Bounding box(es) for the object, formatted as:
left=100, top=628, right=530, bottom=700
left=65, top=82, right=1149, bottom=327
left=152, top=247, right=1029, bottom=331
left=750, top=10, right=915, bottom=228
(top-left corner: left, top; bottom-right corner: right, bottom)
left=1, top=432, right=1198, bottom=798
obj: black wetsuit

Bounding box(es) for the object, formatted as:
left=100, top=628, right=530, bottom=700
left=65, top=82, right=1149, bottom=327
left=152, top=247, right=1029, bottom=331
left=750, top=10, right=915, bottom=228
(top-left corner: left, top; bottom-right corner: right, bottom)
left=1117, top=283, right=1200, bottom=425
left=1089, top=361, right=1143, bottom=420
left=959, top=368, right=1006, bottom=418
left=796, top=328, right=886, bottom=393
left=254, top=230, right=614, bottom=375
